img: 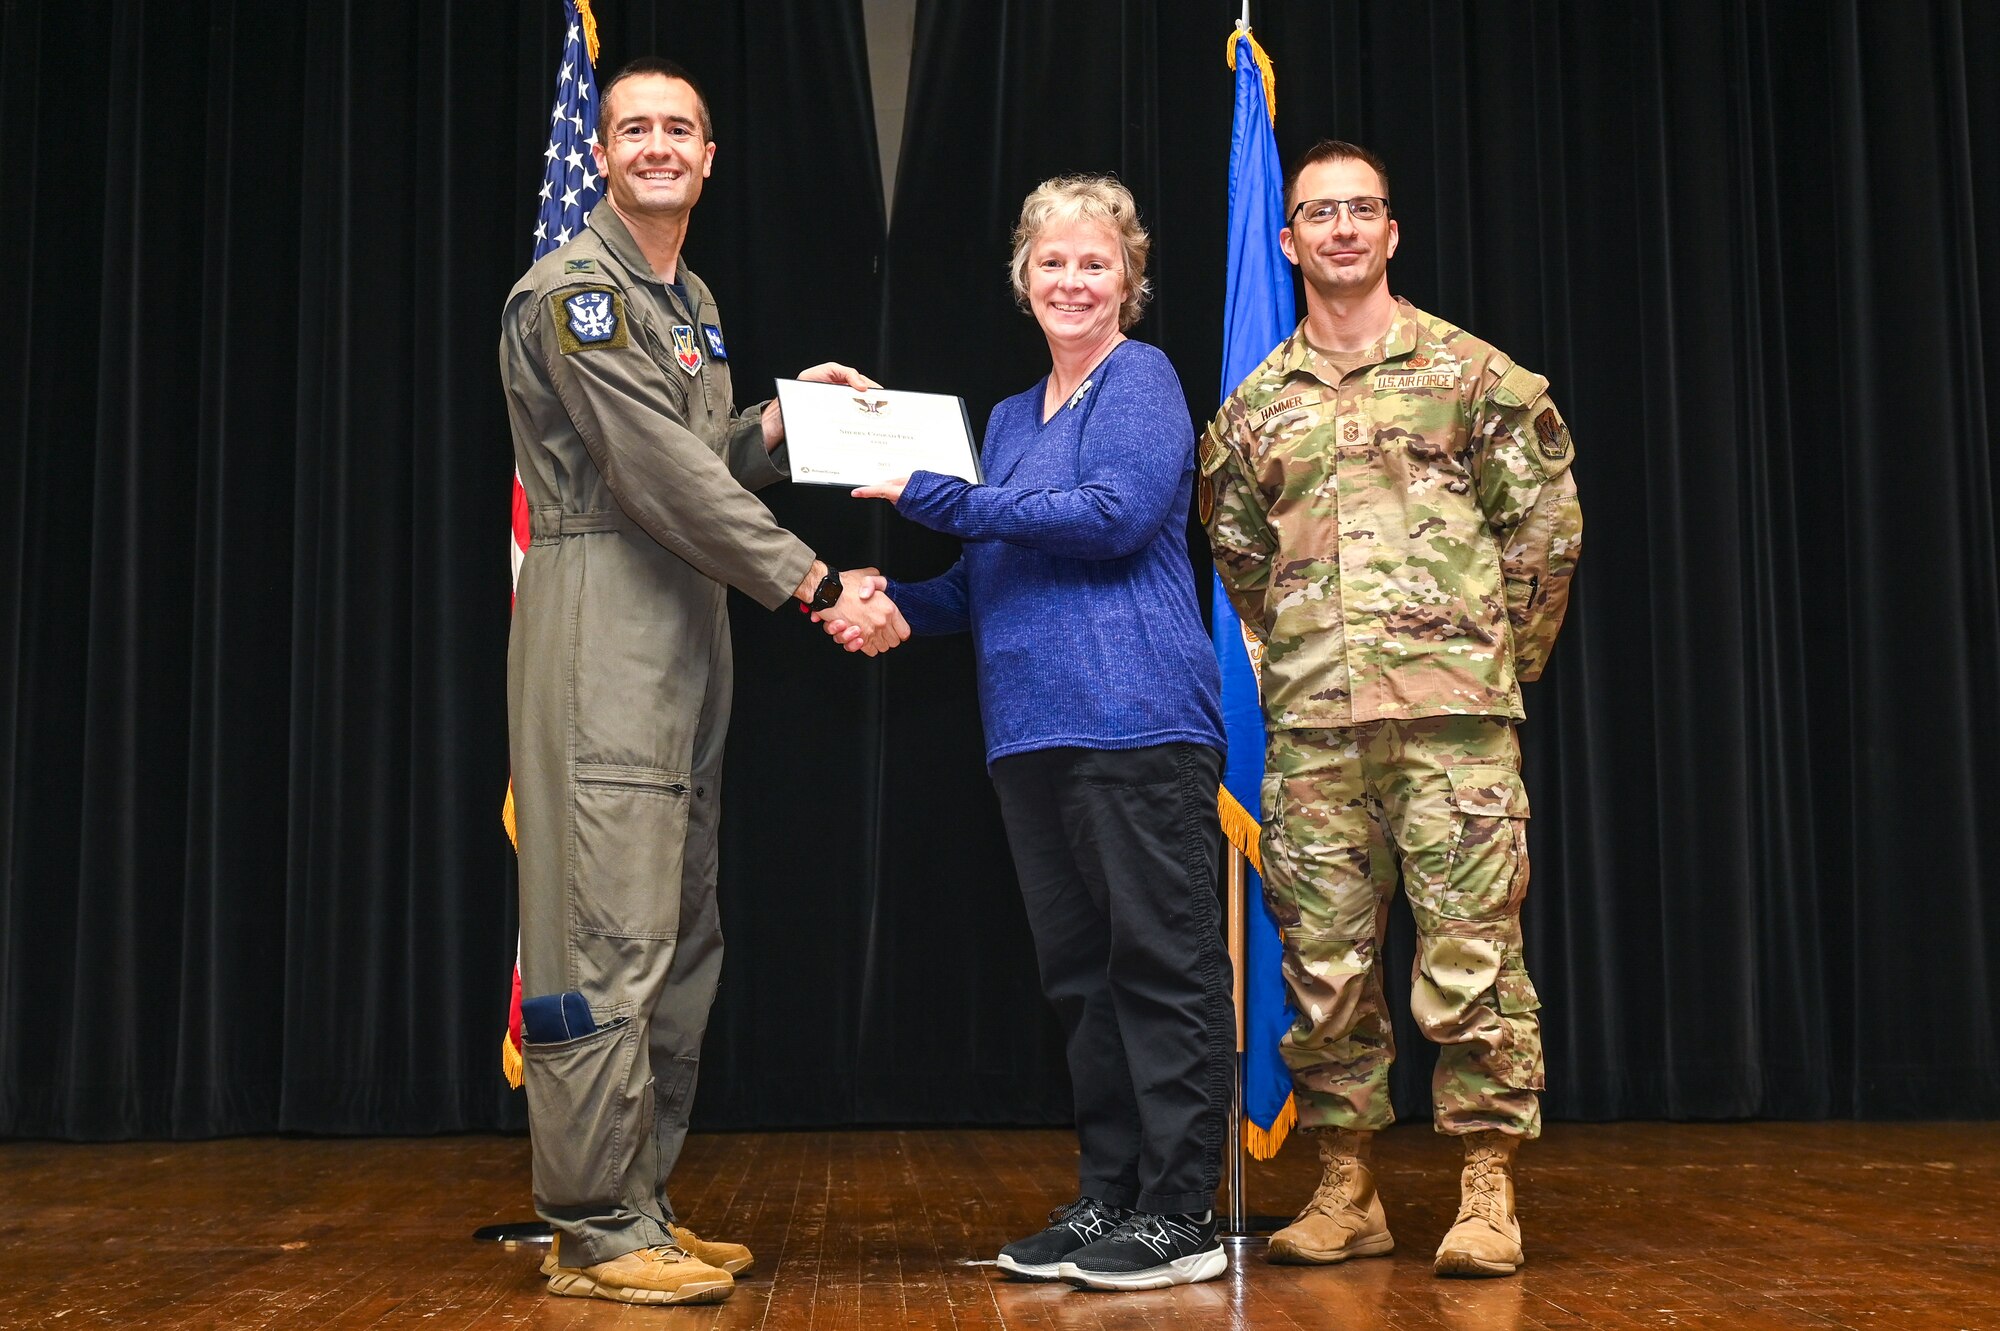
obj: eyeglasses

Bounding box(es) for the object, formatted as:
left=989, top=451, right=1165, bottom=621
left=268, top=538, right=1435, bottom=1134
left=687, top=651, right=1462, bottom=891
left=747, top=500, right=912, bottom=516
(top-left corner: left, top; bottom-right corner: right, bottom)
left=1287, top=196, right=1391, bottom=227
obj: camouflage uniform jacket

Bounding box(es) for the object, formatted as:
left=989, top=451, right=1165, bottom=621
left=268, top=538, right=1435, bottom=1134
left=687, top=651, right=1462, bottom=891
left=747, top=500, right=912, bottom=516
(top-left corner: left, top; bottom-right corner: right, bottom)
left=1201, top=299, right=1581, bottom=728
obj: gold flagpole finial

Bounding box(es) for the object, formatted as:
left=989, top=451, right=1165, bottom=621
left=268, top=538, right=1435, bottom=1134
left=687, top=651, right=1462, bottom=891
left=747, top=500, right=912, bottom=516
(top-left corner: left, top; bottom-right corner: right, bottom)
left=1223, top=26, right=1278, bottom=127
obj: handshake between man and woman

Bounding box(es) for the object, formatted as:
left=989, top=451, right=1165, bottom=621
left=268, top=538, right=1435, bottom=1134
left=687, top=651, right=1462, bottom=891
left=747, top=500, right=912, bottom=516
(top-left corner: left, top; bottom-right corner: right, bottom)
left=506, top=54, right=1575, bottom=1308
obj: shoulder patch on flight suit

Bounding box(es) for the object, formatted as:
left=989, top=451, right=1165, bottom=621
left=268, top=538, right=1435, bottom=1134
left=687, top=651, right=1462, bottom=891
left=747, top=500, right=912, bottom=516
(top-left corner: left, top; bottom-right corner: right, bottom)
left=551, top=288, right=628, bottom=354
left=669, top=325, right=703, bottom=375
left=701, top=324, right=728, bottom=360
left=564, top=258, right=597, bottom=274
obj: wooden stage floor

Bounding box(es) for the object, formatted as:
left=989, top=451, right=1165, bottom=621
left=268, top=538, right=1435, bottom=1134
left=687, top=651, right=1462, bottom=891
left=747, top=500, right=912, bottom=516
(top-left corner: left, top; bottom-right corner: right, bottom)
left=2, top=1122, right=1995, bottom=1329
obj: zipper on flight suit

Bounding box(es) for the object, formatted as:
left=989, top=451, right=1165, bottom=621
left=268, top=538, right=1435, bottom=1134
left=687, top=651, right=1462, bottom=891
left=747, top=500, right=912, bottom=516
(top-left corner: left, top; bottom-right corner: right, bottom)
left=573, top=761, right=691, bottom=797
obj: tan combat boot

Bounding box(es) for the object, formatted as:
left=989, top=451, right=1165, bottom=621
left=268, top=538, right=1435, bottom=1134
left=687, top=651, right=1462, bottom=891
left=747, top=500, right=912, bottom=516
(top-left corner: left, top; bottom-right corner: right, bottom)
left=1267, top=1127, right=1395, bottom=1264
left=669, top=1222, right=754, bottom=1275
left=1433, top=1132, right=1524, bottom=1277
left=541, top=1235, right=734, bottom=1304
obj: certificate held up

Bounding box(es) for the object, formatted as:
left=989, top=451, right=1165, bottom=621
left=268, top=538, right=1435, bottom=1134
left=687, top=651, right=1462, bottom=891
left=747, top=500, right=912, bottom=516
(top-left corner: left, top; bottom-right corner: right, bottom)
left=776, top=379, right=983, bottom=487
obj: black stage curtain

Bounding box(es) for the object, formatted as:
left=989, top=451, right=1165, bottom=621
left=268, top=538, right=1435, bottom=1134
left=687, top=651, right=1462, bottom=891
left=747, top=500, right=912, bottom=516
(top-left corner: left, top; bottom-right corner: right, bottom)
left=3, top=1, right=1996, bottom=1139
left=878, top=0, right=2000, bottom=1124
left=0, top=0, right=886, bottom=1138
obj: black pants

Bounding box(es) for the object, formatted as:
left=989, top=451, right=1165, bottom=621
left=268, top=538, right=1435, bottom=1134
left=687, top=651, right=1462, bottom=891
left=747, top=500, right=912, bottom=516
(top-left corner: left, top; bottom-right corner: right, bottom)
left=990, top=742, right=1233, bottom=1214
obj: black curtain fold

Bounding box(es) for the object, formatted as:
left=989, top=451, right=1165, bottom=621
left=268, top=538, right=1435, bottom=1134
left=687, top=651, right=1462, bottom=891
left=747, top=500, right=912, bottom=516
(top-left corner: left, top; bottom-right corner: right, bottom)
left=0, top=0, right=889, bottom=1138
left=1, top=0, right=1996, bottom=1140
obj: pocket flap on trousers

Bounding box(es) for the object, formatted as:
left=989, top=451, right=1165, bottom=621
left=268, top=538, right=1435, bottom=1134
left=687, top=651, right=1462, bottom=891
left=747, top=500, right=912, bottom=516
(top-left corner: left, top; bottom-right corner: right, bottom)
left=1448, top=766, right=1530, bottom=819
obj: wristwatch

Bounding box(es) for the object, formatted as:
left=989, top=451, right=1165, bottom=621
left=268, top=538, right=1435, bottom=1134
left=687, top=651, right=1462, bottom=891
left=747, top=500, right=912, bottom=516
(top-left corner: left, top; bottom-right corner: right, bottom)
left=805, top=566, right=844, bottom=614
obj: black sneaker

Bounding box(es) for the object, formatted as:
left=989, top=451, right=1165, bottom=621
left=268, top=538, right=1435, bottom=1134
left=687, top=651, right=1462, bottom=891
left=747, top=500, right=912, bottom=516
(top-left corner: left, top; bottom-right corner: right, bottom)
left=1060, top=1209, right=1227, bottom=1290
left=996, top=1197, right=1129, bottom=1281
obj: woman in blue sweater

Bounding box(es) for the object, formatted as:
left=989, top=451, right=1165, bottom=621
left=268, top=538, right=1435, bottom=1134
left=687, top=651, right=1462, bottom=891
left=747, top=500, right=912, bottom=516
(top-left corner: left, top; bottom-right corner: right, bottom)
left=831, top=176, right=1231, bottom=1291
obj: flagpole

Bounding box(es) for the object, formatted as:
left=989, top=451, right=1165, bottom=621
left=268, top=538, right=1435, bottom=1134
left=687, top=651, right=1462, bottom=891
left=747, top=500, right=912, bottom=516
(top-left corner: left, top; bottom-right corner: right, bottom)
left=477, top=0, right=603, bottom=1247
left=1216, top=18, right=1300, bottom=1244
left=1226, top=846, right=1249, bottom=1235
left=1222, top=844, right=1287, bottom=1245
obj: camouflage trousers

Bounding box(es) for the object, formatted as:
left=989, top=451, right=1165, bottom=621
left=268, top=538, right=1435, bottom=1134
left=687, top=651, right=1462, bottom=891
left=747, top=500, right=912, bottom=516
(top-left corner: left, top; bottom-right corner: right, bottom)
left=1260, top=716, right=1544, bottom=1138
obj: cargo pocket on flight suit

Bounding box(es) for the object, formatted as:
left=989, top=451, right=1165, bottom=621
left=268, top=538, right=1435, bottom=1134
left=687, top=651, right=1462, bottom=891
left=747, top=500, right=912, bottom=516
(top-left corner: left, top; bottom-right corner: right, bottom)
left=570, top=762, right=691, bottom=985
left=1441, top=765, right=1532, bottom=921
left=524, top=1014, right=640, bottom=1210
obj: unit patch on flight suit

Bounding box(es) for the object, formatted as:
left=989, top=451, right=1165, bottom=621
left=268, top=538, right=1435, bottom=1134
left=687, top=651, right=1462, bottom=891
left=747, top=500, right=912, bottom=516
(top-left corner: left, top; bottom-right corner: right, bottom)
left=670, top=325, right=704, bottom=375
left=701, top=324, right=728, bottom=360
left=552, top=289, right=628, bottom=354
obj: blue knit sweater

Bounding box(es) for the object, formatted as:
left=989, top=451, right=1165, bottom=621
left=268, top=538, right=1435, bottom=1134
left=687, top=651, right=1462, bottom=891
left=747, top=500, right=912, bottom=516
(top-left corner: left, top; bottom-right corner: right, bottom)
left=887, top=340, right=1225, bottom=766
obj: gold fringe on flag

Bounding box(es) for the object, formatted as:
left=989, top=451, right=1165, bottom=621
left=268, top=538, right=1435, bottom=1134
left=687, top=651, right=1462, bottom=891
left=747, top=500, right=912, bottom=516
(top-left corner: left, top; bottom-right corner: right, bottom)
left=1224, top=26, right=1278, bottom=125
left=1243, top=1094, right=1296, bottom=1160
left=1217, top=785, right=1264, bottom=875
left=1218, top=784, right=1296, bottom=1157
left=501, top=780, right=525, bottom=1088
left=502, top=1030, right=525, bottom=1090
left=575, top=0, right=602, bottom=66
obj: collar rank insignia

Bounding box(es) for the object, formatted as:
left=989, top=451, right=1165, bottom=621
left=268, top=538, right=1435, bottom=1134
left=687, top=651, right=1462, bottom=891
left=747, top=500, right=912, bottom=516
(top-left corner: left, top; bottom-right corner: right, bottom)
left=701, top=324, right=728, bottom=360
left=670, top=325, right=704, bottom=375
left=555, top=289, right=626, bottom=354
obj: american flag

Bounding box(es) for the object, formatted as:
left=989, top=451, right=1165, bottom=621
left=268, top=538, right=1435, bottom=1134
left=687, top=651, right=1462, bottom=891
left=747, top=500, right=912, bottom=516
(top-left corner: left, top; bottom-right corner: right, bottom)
left=533, top=3, right=604, bottom=261
left=516, top=0, right=604, bottom=592
left=505, top=0, right=604, bottom=1090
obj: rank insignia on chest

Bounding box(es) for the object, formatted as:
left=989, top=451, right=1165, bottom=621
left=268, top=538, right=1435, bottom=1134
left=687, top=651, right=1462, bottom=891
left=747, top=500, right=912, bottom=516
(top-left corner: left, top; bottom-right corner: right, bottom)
left=670, top=324, right=704, bottom=375
left=701, top=323, right=728, bottom=360
left=552, top=288, right=628, bottom=354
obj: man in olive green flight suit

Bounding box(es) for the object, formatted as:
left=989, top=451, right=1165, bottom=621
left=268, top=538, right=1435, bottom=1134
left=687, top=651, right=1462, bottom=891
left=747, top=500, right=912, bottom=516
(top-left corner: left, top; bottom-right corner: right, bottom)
left=501, top=57, right=906, bottom=1307
left=1202, top=141, right=1581, bottom=1278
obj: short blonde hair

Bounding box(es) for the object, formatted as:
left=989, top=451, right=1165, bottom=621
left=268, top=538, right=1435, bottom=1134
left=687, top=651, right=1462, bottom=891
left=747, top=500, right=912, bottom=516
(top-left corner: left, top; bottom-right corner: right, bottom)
left=1008, top=175, right=1152, bottom=330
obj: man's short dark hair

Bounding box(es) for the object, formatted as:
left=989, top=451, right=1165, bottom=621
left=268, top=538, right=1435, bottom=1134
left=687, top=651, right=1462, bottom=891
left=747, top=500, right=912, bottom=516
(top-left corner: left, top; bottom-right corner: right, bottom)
left=1283, top=140, right=1392, bottom=212
left=597, top=57, right=713, bottom=145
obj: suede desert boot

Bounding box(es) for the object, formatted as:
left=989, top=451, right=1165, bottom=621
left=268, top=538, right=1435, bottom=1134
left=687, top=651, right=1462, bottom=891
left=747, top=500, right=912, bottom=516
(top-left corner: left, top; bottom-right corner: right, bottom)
left=669, top=1223, right=754, bottom=1275
left=541, top=1235, right=734, bottom=1305
left=1433, top=1132, right=1525, bottom=1277
left=1267, top=1127, right=1395, bottom=1264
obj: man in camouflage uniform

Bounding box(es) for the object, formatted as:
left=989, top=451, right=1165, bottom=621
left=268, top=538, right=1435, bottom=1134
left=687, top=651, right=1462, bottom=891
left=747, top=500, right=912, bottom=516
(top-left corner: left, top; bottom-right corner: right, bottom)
left=1201, top=141, right=1580, bottom=1278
